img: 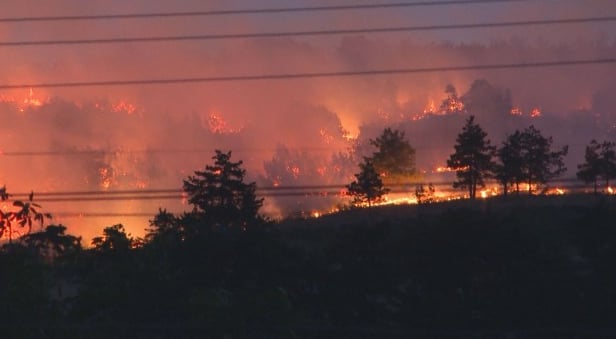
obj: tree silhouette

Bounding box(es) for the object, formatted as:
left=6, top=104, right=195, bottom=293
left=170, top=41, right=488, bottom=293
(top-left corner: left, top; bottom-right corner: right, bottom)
left=368, top=128, right=416, bottom=186
left=598, top=140, right=616, bottom=188
left=0, top=189, right=51, bottom=243
left=0, top=186, right=11, bottom=240
left=495, top=130, right=524, bottom=196
left=347, top=159, right=389, bottom=207
left=577, top=140, right=602, bottom=194
left=517, top=126, right=568, bottom=194
left=146, top=208, right=182, bottom=244
left=447, top=116, right=496, bottom=200
left=91, top=224, right=134, bottom=253
left=183, top=150, right=264, bottom=230
left=20, top=224, right=81, bottom=262
left=577, top=140, right=616, bottom=193
left=13, top=192, right=52, bottom=232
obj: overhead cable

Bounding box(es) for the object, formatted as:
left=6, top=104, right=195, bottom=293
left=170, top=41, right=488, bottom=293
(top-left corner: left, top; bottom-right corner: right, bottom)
left=3, top=16, right=614, bottom=47
left=1, top=58, right=614, bottom=90
left=0, top=0, right=536, bottom=23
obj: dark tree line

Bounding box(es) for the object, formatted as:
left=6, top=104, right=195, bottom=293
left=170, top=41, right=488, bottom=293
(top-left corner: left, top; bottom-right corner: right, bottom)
left=349, top=115, right=573, bottom=202
left=448, top=117, right=568, bottom=198
left=577, top=140, right=616, bottom=194
left=447, top=116, right=496, bottom=200
left=347, top=128, right=416, bottom=206
left=1, top=147, right=616, bottom=337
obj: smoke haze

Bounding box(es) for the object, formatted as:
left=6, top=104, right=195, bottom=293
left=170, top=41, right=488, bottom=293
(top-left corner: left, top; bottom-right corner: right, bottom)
left=0, top=0, right=615, bottom=240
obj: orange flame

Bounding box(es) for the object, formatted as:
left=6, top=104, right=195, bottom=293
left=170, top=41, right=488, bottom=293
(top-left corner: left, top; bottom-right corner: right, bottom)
left=207, top=111, right=243, bottom=134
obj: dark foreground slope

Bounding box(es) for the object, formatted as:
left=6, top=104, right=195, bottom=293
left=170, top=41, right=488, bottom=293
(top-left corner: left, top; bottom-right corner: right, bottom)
left=2, top=195, right=616, bottom=338
left=274, top=195, right=616, bottom=337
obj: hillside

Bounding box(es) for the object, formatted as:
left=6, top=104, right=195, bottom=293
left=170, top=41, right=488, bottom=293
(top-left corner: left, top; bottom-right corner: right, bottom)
left=2, top=194, right=616, bottom=338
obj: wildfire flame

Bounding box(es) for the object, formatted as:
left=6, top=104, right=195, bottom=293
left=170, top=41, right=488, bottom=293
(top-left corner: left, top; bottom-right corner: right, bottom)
left=207, top=112, right=243, bottom=134
left=0, top=88, right=47, bottom=112
left=530, top=107, right=542, bottom=118
left=111, top=100, right=139, bottom=115
left=319, top=128, right=336, bottom=145
left=509, top=107, right=542, bottom=118
left=414, top=95, right=465, bottom=121
left=99, top=168, right=113, bottom=190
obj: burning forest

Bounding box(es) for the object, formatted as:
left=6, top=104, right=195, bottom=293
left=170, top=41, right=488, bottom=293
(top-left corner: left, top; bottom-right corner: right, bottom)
left=0, top=0, right=615, bottom=240
left=2, top=2, right=616, bottom=337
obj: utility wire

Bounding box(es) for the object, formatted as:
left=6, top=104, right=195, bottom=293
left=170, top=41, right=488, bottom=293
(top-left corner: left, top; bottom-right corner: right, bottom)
left=53, top=212, right=157, bottom=218
left=8, top=179, right=585, bottom=201
left=4, top=16, right=614, bottom=47
left=0, top=143, right=594, bottom=158
left=0, top=0, right=536, bottom=23
left=1, top=58, right=614, bottom=90
left=0, top=147, right=341, bottom=157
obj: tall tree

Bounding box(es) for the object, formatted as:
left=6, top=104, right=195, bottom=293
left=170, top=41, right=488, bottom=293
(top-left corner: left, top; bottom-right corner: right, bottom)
left=447, top=116, right=496, bottom=200
left=91, top=224, right=135, bottom=253
left=577, top=140, right=602, bottom=194
left=146, top=208, right=182, bottom=244
left=577, top=140, right=616, bottom=193
left=369, top=128, right=416, bottom=186
left=20, top=224, right=81, bottom=262
left=598, top=141, right=616, bottom=188
left=183, top=150, right=264, bottom=230
left=495, top=131, right=524, bottom=195
left=517, top=126, right=568, bottom=194
left=347, top=159, right=389, bottom=207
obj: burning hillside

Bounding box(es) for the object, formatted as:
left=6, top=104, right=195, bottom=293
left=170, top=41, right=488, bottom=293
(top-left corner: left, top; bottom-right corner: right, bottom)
left=1, top=0, right=615, bottom=239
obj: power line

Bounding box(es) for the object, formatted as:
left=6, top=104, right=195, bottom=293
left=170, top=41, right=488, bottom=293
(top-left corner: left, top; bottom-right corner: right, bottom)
left=0, top=0, right=535, bottom=23
left=53, top=213, right=157, bottom=218
left=0, top=147, right=342, bottom=157
left=1, top=58, right=614, bottom=90
left=9, top=179, right=585, bottom=202
left=4, top=16, right=614, bottom=47
left=0, top=143, right=596, bottom=158
left=15, top=185, right=347, bottom=197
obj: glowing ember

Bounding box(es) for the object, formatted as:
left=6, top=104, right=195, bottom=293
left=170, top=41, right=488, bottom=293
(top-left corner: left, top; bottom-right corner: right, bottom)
left=543, top=187, right=566, bottom=195
left=316, top=166, right=327, bottom=176
left=435, top=166, right=469, bottom=173
left=207, top=112, right=243, bottom=134
left=479, top=186, right=499, bottom=199
left=111, top=100, right=139, bottom=114
left=423, top=100, right=437, bottom=114
left=0, top=88, right=47, bottom=112
left=377, top=108, right=391, bottom=122
left=134, top=181, right=148, bottom=189
left=289, top=166, right=300, bottom=179
left=510, top=107, right=523, bottom=115
left=99, top=168, right=113, bottom=190
left=441, top=96, right=465, bottom=114
left=319, top=128, right=336, bottom=145
left=23, top=88, right=44, bottom=108
left=530, top=107, right=542, bottom=118
left=342, top=130, right=357, bottom=141
left=435, top=166, right=456, bottom=173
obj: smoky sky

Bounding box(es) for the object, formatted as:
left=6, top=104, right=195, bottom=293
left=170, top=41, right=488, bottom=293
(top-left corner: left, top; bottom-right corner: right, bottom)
left=0, top=0, right=615, bottom=240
